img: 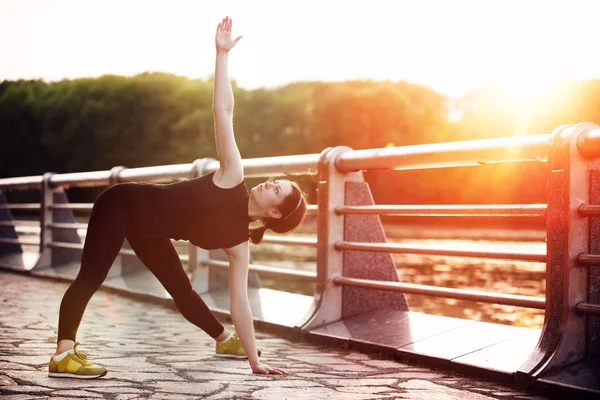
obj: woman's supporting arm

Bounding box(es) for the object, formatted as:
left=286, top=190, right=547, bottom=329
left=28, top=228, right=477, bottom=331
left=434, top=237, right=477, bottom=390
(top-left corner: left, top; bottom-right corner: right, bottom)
left=225, top=242, right=288, bottom=375
left=213, top=17, right=243, bottom=183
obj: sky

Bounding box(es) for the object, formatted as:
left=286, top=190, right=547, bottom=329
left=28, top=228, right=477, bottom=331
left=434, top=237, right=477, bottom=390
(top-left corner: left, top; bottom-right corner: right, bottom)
left=1, top=0, right=600, bottom=98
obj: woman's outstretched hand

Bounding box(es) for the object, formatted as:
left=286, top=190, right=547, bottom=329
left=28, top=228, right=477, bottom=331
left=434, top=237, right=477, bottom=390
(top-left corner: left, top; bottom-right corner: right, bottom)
left=216, top=16, right=242, bottom=53
left=251, top=362, right=289, bottom=375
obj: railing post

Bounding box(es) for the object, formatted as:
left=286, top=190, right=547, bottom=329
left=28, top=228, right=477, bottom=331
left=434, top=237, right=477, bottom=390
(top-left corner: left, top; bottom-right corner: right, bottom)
left=300, top=146, right=355, bottom=330
left=37, top=173, right=81, bottom=269
left=189, top=158, right=214, bottom=293
left=519, top=122, right=599, bottom=380
left=37, top=173, right=54, bottom=268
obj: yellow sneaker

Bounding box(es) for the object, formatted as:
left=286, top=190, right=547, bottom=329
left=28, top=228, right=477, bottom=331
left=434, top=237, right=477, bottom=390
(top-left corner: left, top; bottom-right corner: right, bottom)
left=48, top=342, right=107, bottom=379
left=215, top=332, right=262, bottom=359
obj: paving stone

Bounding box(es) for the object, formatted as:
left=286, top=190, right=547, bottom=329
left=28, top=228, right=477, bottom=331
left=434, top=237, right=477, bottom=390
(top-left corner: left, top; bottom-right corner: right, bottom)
left=1, top=370, right=133, bottom=389
left=113, top=395, right=143, bottom=400
left=336, top=386, right=397, bottom=394
left=148, top=394, right=210, bottom=400
left=149, top=381, right=223, bottom=396
left=326, top=363, right=379, bottom=372
left=103, top=371, right=184, bottom=382
left=0, top=271, right=556, bottom=400
left=203, top=390, right=245, bottom=400
left=344, top=352, right=372, bottom=360
left=87, top=387, right=153, bottom=395
left=0, top=355, right=52, bottom=365
left=182, top=371, right=269, bottom=382
left=324, top=378, right=399, bottom=386
left=360, top=359, right=409, bottom=369
left=375, top=372, right=445, bottom=380
left=0, top=385, right=53, bottom=394
left=397, top=380, right=496, bottom=400
left=251, top=387, right=391, bottom=399
left=238, top=379, right=323, bottom=388
left=286, top=355, right=360, bottom=365
left=51, top=389, right=104, bottom=397
left=0, top=374, right=17, bottom=386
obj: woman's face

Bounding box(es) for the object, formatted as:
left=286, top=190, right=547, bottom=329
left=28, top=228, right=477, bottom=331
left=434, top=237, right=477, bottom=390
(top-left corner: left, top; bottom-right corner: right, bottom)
left=250, top=179, right=294, bottom=217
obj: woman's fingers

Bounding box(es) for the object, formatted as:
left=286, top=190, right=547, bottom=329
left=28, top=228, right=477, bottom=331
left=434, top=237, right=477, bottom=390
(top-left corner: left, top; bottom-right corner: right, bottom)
left=267, top=367, right=288, bottom=375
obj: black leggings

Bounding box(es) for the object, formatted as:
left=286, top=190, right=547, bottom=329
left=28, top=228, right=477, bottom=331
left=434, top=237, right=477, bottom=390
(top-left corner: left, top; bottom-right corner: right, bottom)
left=57, top=183, right=225, bottom=342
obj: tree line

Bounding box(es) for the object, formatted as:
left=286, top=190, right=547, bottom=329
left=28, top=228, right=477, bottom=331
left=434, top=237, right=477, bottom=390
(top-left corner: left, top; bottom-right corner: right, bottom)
left=1, top=73, right=599, bottom=220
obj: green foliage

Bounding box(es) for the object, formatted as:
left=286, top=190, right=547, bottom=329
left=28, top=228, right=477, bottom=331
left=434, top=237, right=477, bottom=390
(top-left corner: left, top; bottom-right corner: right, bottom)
left=1, top=73, right=599, bottom=208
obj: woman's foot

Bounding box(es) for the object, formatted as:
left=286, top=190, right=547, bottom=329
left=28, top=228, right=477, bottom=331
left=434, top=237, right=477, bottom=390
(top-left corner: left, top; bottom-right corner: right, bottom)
left=215, top=332, right=261, bottom=359
left=48, top=342, right=107, bottom=379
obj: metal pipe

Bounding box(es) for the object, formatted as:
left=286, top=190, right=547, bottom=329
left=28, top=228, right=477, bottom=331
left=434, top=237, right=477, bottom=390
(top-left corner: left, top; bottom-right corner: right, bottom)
left=576, top=302, right=600, bottom=316
left=49, top=170, right=112, bottom=188
left=48, top=223, right=88, bottom=230
left=206, top=154, right=321, bottom=177
left=334, top=241, right=547, bottom=262
left=336, top=133, right=551, bottom=172
left=118, top=164, right=194, bottom=183
left=576, top=253, right=600, bottom=266
left=334, top=276, right=546, bottom=309
left=578, top=204, right=600, bottom=217
left=261, top=235, right=318, bottom=247
left=50, top=204, right=94, bottom=211
left=15, top=226, right=41, bottom=234
left=576, top=128, right=600, bottom=159
left=202, top=259, right=317, bottom=281
left=0, top=175, right=43, bottom=191
left=335, top=204, right=547, bottom=217
left=0, top=204, right=41, bottom=210
left=48, top=242, right=83, bottom=250
left=0, top=237, right=40, bottom=246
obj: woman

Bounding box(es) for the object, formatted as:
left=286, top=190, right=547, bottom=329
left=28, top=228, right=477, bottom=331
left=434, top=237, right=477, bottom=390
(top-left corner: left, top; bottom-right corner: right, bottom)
left=48, top=16, right=305, bottom=378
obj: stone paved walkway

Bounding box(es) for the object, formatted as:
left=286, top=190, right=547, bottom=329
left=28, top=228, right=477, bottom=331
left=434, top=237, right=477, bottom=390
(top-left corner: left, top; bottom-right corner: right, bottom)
left=0, top=270, right=559, bottom=399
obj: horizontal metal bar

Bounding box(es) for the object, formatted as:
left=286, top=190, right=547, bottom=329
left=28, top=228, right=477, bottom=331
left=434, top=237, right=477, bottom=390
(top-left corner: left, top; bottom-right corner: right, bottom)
left=0, top=203, right=41, bottom=210
left=261, top=235, right=318, bottom=247
left=306, top=205, right=317, bottom=214
left=48, top=223, right=88, bottom=230
left=576, top=302, right=600, bottom=316
left=334, top=241, right=547, bottom=262
left=334, top=276, right=546, bottom=309
left=48, top=242, right=83, bottom=250
left=335, top=204, right=547, bottom=217
left=578, top=204, right=600, bottom=217
left=0, top=237, right=40, bottom=246
left=202, top=259, right=317, bottom=281
left=576, top=253, right=600, bottom=266
left=0, top=220, right=40, bottom=227
left=0, top=175, right=43, bottom=190
left=336, top=133, right=551, bottom=172
left=50, top=204, right=94, bottom=211
left=117, top=164, right=194, bottom=183
left=206, top=154, right=321, bottom=178
left=15, top=226, right=41, bottom=234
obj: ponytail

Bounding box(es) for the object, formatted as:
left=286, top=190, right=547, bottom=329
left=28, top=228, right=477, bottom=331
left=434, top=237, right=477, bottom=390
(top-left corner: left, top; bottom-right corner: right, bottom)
left=249, top=225, right=268, bottom=244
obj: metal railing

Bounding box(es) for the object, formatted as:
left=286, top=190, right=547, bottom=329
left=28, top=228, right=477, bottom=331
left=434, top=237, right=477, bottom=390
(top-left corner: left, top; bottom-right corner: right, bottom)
left=0, top=136, right=555, bottom=309
left=2, top=123, right=600, bottom=385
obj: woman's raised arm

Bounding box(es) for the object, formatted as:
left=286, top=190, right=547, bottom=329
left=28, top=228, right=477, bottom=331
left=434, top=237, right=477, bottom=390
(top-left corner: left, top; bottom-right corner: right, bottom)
left=213, top=16, right=243, bottom=186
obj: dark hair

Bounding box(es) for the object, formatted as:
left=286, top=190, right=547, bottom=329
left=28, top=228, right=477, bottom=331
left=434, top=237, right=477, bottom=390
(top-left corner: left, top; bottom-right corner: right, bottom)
left=248, top=181, right=307, bottom=244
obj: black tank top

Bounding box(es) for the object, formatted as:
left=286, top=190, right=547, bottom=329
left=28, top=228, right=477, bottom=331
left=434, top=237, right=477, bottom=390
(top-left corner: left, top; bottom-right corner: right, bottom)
left=173, top=171, right=251, bottom=250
